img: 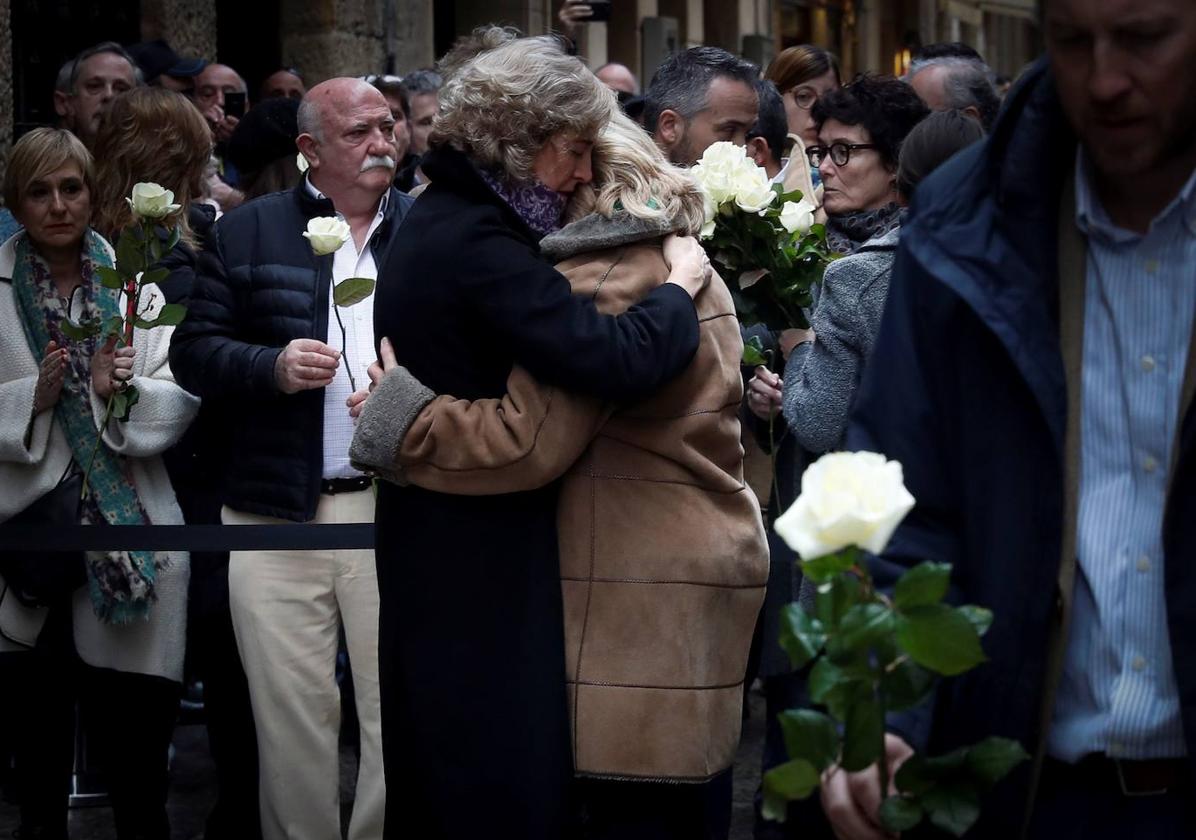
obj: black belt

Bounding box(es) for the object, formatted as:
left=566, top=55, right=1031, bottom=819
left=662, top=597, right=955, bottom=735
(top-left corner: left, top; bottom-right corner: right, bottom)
left=1046, top=754, right=1190, bottom=797
left=320, top=477, right=373, bottom=495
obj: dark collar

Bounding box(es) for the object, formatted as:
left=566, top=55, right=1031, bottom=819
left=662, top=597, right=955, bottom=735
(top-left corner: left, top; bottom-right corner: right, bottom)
left=419, top=146, right=542, bottom=249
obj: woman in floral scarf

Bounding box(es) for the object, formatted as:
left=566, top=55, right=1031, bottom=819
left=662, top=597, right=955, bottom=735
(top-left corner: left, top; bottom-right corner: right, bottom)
left=0, top=127, right=198, bottom=840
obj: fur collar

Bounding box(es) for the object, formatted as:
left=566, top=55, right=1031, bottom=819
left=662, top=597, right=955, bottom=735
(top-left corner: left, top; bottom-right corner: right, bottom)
left=539, top=211, right=680, bottom=263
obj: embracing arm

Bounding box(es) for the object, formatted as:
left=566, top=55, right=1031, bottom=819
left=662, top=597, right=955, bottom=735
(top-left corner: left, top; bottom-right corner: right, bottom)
left=351, top=351, right=606, bottom=493
left=167, top=224, right=283, bottom=400
left=465, top=225, right=702, bottom=403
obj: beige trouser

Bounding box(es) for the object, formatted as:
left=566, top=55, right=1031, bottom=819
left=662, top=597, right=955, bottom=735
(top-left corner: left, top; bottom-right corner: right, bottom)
left=224, top=491, right=385, bottom=840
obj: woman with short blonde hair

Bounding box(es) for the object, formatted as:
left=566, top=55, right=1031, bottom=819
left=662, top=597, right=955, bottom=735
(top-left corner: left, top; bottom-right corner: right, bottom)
left=360, top=27, right=713, bottom=839
left=0, top=126, right=198, bottom=839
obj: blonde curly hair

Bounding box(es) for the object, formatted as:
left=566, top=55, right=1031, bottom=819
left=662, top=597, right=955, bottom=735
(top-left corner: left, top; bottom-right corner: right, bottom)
left=567, top=110, right=707, bottom=236
left=431, top=26, right=616, bottom=181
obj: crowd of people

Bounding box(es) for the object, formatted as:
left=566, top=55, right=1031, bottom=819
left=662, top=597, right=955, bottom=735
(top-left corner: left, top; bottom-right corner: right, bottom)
left=1, top=0, right=1194, bottom=838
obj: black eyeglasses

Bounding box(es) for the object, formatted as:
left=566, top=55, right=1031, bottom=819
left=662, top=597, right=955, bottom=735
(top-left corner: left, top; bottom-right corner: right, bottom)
left=806, top=142, right=880, bottom=167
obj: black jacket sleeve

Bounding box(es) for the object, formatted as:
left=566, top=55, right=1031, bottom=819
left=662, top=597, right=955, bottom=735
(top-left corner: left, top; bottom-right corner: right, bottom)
left=462, top=220, right=700, bottom=403
left=168, top=222, right=283, bottom=400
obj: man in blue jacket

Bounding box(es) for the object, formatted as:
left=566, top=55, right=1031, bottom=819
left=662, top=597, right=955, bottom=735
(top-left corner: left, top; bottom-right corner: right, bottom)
left=819, top=1, right=1196, bottom=838
left=170, top=78, right=414, bottom=840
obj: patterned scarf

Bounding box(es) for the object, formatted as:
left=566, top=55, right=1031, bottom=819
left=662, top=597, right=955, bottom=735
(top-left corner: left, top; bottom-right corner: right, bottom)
left=12, top=230, right=161, bottom=624
left=476, top=166, right=569, bottom=239
left=826, top=202, right=906, bottom=256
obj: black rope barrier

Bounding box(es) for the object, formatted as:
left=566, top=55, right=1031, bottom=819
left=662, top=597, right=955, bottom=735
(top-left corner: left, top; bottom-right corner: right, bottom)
left=0, top=523, right=376, bottom=552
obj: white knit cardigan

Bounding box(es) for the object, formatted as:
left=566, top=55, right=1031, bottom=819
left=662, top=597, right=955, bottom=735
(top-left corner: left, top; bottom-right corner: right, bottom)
left=0, top=232, right=199, bottom=683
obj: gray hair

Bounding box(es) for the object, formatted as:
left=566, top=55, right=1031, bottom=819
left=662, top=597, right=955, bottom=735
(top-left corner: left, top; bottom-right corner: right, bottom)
left=54, top=59, right=74, bottom=94
left=297, top=97, right=322, bottom=142
left=643, top=47, right=758, bottom=136
left=401, top=69, right=442, bottom=96
left=908, top=56, right=1000, bottom=131
left=68, top=42, right=143, bottom=93
left=432, top=27, right=615, bottom=181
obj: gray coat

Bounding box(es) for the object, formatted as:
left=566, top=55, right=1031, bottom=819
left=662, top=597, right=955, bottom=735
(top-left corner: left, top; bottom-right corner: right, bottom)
left=781, top=228, right=900, bottom=454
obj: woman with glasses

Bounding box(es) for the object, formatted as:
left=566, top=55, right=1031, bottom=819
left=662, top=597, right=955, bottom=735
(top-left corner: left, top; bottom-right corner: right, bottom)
left=766, top=75, right=930, bottom=455
left=764, top=45, right=841, bottom=190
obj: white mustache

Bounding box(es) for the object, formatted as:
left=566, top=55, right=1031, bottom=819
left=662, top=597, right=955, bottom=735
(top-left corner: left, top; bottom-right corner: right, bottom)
left=361, top=155, right=396, bottom=172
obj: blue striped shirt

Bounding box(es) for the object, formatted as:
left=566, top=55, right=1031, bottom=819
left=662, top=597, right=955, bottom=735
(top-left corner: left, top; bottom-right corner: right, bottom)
left=1048, top=151, right=1196, bottom=761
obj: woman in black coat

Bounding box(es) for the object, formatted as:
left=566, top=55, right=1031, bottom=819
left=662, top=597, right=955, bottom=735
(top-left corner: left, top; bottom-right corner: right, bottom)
left=362, top=29, right=710, bottom=839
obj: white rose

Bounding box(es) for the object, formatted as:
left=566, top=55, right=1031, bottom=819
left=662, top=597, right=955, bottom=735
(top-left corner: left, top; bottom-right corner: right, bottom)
left=692, top=163, right=734, bottom=206
left=779, top=198, right=817, bottom=236
left=126, top=182, right=181, bottom=220
left=699, top=141, right=749, bottom=171
left=699, top=218, right=716, bottom=240
left=303, top=216, right=351, bottom=256
left=296, top=152, right=310, bottom=173
left=734, top=169, right=777, bottom=214
left=774, top=451, right=915, bottom=560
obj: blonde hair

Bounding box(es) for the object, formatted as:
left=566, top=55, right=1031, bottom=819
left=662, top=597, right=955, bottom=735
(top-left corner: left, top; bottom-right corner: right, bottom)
left=91, top=87, right=211, bottom=246
left=568, top=110, right=706, bottom=236
left=4, top=127, right=94, bottom=211
left=432, top=26, right=615, bottom=181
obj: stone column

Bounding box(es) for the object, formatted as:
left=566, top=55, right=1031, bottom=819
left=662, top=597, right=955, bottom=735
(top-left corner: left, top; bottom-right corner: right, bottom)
left=280, top=0, right=434, bottom=85
left=141, top=0, right=218, bottom=60
left=0, top=0, right=10, bottom=199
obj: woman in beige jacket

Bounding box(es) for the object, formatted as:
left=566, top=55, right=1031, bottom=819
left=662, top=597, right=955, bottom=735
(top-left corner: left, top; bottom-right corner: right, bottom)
left=352, top=111, right=768, bottom=838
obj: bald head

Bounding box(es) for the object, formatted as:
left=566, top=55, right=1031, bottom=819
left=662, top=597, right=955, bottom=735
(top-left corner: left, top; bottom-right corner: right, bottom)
left=195, top=63, right=247, bottom=112
left=596, top=62, right=639, bottom=95
left=298, top=78, right=387, bottom=141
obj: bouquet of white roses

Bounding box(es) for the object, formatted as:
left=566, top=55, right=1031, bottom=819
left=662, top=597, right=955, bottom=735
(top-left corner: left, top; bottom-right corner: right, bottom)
left=692, top=141, right=835, bottom=330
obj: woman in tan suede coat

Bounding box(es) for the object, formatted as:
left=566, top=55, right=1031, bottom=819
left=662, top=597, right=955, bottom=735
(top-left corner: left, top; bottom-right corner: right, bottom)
left=351, top=111, right=768, bottom=838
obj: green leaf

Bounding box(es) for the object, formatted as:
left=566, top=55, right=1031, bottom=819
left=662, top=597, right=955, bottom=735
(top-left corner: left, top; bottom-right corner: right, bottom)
left=97, top=266, right=125, bottom=289
left=959, top=604, right=994, bottom=637
left=60, top=318, right=100, bottom=341
left=815, top=574, right=861, bottom=626
left=741, top=335, right=770, bottom=367
left=164, top=225, right=182, bottom=253
left=778, top=604, right=826, bottom=670
left=922, top=781, right=981, bottom=837
left=139, top=267, right=170, bottom=287
left=111, top=384, right=140, bottom=422
left=881, top=657, right=937, bottom=711
left=837, top=603, right=896, bottom=652
left=104, top=315, right=125, bottom=339
left=800, top=546, right=859, bottom=585
left=116, top=229, right=145, bottom=275
left=965, top=737, right=1029, bottom=786
left=895, top=754, right=935, bottom=796
left=778, top=709, right=840, bottom=772
left=762, top=758, right=821, bottom=816
left=924, top=746, right=970, bottom=776
left=879, top=795, right=924, bottom=833
left=840, top=692, right=884, bottom=772
left=149, top=232, right=164, bottom=264
left=333, top=276, right=376, bottom=307
left=136, top=303, right=187, bottom=328
left=807, top=657, right=846, bottom=706
left=897, top=604, right=987, bottom=676
left=894, top=562, right=952, bottom=610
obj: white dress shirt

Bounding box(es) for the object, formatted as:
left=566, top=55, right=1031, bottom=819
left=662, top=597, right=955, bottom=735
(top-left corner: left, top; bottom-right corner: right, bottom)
left=304, top=178, right=388, bottom=480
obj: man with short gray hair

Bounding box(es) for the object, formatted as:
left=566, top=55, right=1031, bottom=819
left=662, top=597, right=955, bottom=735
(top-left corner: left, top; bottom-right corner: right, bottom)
left=908, top=54, right=1002, bottom=131
left=644, top=46, right=759, bottom=166
left=53, top=42, right=142, bottom=148
left=170, top=77, right=415, bottom=840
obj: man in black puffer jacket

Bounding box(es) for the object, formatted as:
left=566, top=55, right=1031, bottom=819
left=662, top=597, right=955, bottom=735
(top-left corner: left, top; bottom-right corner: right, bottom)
left=170, top=77, right=413, bottom=840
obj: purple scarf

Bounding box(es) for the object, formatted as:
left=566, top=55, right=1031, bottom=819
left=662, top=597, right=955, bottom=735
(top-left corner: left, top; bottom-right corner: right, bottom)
left=476, top=167, right=568, bottom=239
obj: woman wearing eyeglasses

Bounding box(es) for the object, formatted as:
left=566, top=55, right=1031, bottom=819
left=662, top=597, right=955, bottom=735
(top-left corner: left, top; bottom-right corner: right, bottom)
left=762, top=75, right=928, bottom=456
left=764, top=45, right=841, bottom=201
